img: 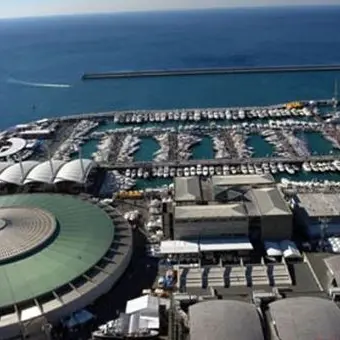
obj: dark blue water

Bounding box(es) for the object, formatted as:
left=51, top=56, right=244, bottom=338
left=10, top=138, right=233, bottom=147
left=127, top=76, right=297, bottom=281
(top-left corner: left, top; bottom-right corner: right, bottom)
left=134, top=137, right=159, bottom=162
left=192, top=136, right=214, bottom=160
left=1, top=6, right=340, bottom=129
left=248, top=134, right=274, bottom=158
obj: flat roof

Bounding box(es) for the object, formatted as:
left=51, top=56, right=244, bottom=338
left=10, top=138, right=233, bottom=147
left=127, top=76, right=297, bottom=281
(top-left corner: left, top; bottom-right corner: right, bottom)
left=212, top=174, right=274, bottom=187
left=190, top=300, right=264, bottom=340
left=160, top=240, right=199, bottom=254
left=324, top=255, right=340, bottom=284
left=249, top=187, right=291, bottom=216
left=0, top=194, right=115, bottom=308
left=199, top=238, right=253, bottom=251
left=297, top=193, right=340, bottom=217
left=175, top=177, right=202, bottom=202
left=175, top=203, right=247, bottom=220
left=268, top=297, right=340, bottom=340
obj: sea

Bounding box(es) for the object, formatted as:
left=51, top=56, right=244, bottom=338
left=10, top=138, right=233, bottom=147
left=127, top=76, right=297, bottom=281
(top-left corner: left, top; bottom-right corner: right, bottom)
left=1, top=6, right=340, bottom=187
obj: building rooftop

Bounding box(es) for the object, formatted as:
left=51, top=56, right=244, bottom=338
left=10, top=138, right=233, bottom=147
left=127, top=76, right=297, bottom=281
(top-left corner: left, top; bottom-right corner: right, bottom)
left=189, top=300, right=264, bottom=340
left=324, top=255, right=340, bottom=285
left=268, top=297, right=340, bottom=340
left=0, top=159, right=95, bottom=186
left=0, top=194, right=115, bottom=308
left=248, top=187, right=291, bottom=216
left=175, top=203, right=247, bottom=220
left=212, top=174, right=275, bottom=187
left=296, top=193, right=340, bottom=217
left=175, top=177, right=202, bottom=202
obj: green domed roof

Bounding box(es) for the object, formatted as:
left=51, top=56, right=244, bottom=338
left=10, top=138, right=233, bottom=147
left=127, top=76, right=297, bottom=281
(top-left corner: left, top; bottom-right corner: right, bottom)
left=0, top=194, right=115, bottom=308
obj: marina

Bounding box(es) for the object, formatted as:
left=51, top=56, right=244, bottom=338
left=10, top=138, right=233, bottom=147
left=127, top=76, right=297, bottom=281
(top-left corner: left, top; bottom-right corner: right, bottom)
left=3, top=98, right=340, bottom=190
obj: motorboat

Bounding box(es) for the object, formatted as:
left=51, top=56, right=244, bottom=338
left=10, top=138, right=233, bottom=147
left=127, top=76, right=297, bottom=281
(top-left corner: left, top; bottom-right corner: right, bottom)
left=92, top=322, right=159, bottom=340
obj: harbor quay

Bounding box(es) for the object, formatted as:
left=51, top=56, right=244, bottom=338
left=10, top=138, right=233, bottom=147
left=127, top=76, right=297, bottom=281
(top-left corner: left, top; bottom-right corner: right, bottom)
left=52, top=98, right=333, bottom=123
left=100, top=154, right=340, bottom=170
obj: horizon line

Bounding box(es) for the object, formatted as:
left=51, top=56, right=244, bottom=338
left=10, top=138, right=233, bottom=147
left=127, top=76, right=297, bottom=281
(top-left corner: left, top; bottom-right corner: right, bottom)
left=0, top=4, right=339, bottom=20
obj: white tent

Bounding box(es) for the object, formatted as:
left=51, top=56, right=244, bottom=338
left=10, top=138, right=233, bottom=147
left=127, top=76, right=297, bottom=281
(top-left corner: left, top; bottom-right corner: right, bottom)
left=280, top=240, right=302, bottom=259
left=264, top=241, right=283, bottom=257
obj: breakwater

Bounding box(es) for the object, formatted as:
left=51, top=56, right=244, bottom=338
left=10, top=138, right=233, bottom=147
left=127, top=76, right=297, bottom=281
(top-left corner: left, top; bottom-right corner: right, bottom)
left=82, top=64, right=340, bottom=80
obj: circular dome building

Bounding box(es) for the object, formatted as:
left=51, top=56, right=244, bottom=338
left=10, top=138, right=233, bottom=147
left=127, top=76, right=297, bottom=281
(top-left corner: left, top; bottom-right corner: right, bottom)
left=0, top=194, right=133, bottom=339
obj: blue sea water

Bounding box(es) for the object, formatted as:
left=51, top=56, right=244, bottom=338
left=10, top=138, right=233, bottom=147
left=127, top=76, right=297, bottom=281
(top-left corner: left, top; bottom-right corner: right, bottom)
left=1, top=6, right=340, bottom=129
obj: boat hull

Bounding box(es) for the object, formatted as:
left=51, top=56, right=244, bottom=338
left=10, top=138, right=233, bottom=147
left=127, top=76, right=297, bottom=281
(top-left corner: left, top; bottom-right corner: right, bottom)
left=92, top=331, right=159, bottom=340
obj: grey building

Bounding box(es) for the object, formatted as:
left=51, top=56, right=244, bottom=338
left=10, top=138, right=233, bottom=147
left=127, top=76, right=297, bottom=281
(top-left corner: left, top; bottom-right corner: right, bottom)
left=173, top=176, right=292, bottom=242
left=174, top=176, right=202, bottom=204
left=293, top=193, right=340, bottom=238
left=268, top=297, right=340, bottom=340
left=324, top=255, right=340, bottom=288
left=212, top=174, right=275, bottom=187
left=174, top=204, right=248, bottom=239
left=189, top=300, right=264, bottom=340
left=247, top=187, right=292, bottom=240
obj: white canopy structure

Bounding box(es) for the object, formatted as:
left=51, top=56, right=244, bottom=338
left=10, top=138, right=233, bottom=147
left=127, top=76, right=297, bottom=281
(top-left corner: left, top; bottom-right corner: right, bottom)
left=0, top=161, right=39, bottom=185
left=0, top=138, right=26, bottom=158
left=280, top=240, right=302, bottom=259
left=24, top=160, right=66, bottom=184
left=264, top=241, right=283, bottom=257
left=53, top=159, right=95, bottom=184
left=199, top=238, right=253, bottom=252
left=160, top=240, right=199, bottom=254
left=0, top=162, right=13, bottom=174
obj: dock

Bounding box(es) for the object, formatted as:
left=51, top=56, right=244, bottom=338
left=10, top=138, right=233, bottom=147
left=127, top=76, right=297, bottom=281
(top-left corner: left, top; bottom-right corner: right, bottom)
left=99, top=154, right=340, bottom=170
left=52, top=99, right=332, bottom=123
left=82, top=64, right=340, bottom=80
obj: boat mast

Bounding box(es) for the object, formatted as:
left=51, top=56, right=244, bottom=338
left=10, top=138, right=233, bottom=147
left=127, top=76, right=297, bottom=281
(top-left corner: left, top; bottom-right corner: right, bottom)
left=333, top=79, right=338, bottom=112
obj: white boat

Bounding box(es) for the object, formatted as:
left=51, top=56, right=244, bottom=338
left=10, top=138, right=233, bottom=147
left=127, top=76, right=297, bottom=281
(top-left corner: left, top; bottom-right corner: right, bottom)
left=241, top=165, right=248, bottom=174
left=170, top=168, right=176, bottom=177
left=137, top=168, right=143, bottom=178
left=202, top=166, right=209, bottom=176
left=302, top=162, right=312, bottom=172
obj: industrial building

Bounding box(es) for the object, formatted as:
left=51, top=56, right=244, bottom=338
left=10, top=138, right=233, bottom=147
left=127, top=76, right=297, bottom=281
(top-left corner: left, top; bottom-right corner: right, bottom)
left=293, top=192, right=340, bottom=239
left=172, top=175, right=292, bottom=242
left=0, top=193, right=133, bottom=339
left=267, top=297, right=340, bottom=340
left=188, top=297, right=340, bottom=340
left=189, top=300, right=264, bottom=340
left=324, top=255, right=340, bottom=291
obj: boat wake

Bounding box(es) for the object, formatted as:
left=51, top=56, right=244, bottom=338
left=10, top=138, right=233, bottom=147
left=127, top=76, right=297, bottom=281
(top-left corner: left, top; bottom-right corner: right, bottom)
left=7, top=78, right=72, bottom=88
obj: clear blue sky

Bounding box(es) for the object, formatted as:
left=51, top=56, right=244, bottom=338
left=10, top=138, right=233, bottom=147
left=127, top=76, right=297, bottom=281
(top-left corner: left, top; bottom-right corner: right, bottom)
left=1, top=0, right=340, bottom=18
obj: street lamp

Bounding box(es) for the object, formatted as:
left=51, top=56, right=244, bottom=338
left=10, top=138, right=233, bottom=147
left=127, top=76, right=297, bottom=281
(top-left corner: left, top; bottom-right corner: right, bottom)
left=319, top=217, right=330, bottom=251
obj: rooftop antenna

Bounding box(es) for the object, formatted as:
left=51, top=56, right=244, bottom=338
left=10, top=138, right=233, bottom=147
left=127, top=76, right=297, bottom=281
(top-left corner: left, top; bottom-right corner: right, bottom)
left=333, top=79, right=338, bottom=112
left=319, top=217, right=330, bottom=251
left=46, top=144, right=54, bottom=180
left=18, top=155, right=25, bottom=184
left=78, top=146, right=85, bottom=181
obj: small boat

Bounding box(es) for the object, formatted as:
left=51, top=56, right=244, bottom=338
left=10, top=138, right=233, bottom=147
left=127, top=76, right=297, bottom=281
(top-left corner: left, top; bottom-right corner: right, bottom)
left=92, top=324, right=159, bottom=340
left=202, top=166, right=209, bottom=177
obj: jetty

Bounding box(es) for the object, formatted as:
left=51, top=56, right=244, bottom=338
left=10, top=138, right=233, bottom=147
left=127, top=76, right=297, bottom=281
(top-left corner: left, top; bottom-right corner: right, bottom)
left=82, top=64, right=340, bottom=80
left=100, top=154, right=340, bottom=170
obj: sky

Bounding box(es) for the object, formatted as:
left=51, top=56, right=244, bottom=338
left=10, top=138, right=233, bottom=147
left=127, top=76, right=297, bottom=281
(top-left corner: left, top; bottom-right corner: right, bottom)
left=1, top=0, right=340, bottom=19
